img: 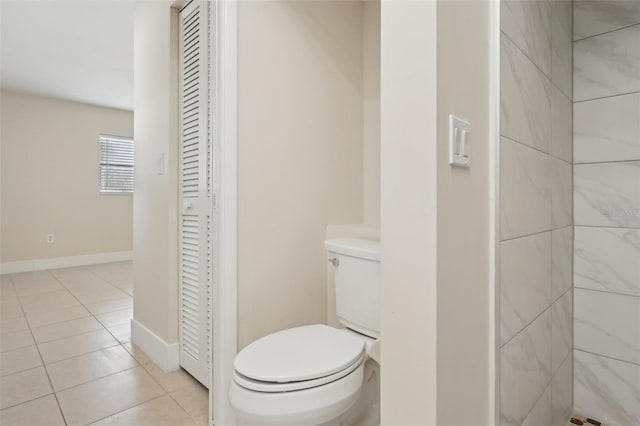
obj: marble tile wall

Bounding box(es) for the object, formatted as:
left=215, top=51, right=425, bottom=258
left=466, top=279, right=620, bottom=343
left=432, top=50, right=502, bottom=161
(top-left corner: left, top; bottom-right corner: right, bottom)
left=573, top=3, right=640, bottom=425
left=499, top=1, right=573, bottom=425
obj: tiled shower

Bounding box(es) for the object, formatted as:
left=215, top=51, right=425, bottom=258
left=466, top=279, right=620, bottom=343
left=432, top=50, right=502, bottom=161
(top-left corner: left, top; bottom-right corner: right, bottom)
left=499, top=1, right=639, bottom=425
left=572, top=1, right=640, bottom=424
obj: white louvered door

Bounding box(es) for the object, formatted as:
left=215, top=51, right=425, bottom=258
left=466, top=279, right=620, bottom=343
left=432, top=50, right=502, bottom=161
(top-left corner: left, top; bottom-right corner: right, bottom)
left=178, top=0, right=212, bottom=388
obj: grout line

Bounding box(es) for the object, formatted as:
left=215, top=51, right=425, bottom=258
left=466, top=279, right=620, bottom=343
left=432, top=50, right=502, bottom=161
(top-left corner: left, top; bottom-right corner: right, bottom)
left=4, top=263, right=202, bottom=425
left=573, top=223, right=640, bottom=230
left=500, top=135, right=574, bottom=165
left=573, top=286, right=640, bottom=299
left=574, top=348, right=640, bottom=367
left=574, top=159, right=640, bottom=166
left=500, top=224, right=573, bottom=244
left=573, top=90, right=640, bottom=104
left=573, top=22, right=640, bottom=43
left=9, top=272, right=69, bottom=426
left=85, top=394, right=170, bottom=425
left=500, top=285, right=573, bottom=350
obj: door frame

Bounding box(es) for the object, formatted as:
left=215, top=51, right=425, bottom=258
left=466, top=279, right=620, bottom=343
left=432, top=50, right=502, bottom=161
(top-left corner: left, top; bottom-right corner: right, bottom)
left=210, top=0, right=238, bottom=425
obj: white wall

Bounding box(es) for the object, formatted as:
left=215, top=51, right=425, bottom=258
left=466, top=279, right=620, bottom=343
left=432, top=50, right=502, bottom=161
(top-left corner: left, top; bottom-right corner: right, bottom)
left=436, top=1, right=492, bottom=424
left=379, top=1, right=438, bottom=423
left=237, top=0, right=365, bottom=349
left=380, top=1, right=494, bottom=424
left=0, top=91, right=133, bottom=264
left=363, top=0, right=380, bottom=227
left=132, top=0, right=179, bottom=358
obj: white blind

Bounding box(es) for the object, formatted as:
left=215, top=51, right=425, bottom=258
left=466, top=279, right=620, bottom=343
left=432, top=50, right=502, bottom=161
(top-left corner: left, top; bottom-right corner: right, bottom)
left=99, top=134, right=134, bottom=194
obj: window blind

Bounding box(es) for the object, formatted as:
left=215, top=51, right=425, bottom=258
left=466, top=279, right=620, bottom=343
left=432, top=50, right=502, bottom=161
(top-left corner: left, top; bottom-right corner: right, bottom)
left=99, top=134, right=134, bottom=194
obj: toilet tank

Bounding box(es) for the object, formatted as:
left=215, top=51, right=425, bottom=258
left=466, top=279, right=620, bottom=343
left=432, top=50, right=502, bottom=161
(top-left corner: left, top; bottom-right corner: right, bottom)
left=325, top=238, right=380, bottom=338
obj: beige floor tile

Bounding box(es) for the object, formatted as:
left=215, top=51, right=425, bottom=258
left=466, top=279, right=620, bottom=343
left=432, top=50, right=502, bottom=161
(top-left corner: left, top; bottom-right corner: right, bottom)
left=143, top=363, right=201, bottom=393
left=0, top=367, right=52, bottom=409
left=108, top=323, right=131, bottom=344
left=91, top=394, right=196, bottom=426
left=38, top=329, right=119, bottom=364
left=10, top=271, right=56, bottom=287
left=0, top=330, right=34, bottom=352
left=0, top=345, right=42, bottom=376
left=69, top=282, right=129, bottom=305
left=26, top=305, right=91, bottom=328
left=56, top=366, right=165, bottom=426
left=1, top=301, right=24, bottom=320
left=32, top=316, right=104, bottom=344
left=122, top=342, right=153, bottom=365
left=170, top=379, right=209, bottom=425
left=95, top=308, right=133, bottom=328
left=46, top=345, right=138, bottom=391
left=0, top=394, right=65, bottom=426
left=0, top=316, right=29, bottom=334
left=85, top=297, right=133, bottom=315
left=0, top=289, right=19, bottom=304
left=20, top=290, right=80, bottom=314
left=12, top=280, right=65, bottom=296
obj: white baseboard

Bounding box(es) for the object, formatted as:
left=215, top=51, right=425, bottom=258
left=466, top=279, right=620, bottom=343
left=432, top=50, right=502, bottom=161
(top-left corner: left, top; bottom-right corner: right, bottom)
left=131, top=318, right=180, bottom=372
left=0, top=251, right=133, bottom=275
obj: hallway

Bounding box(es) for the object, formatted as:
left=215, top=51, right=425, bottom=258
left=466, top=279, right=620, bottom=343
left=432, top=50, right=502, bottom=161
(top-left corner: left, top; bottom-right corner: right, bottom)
left=0, top=262, right=207, bottom=426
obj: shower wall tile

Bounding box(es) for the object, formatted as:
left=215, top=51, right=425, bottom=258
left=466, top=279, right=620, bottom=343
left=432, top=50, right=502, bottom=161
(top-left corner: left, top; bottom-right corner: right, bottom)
left=501, top=0, right=551, bottom=75
left=574, top=93, right=640, bottom=163
left=551, top=289, right=572, bottom=374
left=500, top=310, right=552, bottom=426
left=574, top=25, right=640, bottom=101
left=574, top=0, right=640, bottom=40
left=501, top=34, right=552, bottom=153
left=501, top=138, right=551, bottom=240
left=551, top=354, right=573, bottom=426
left=574, top=288, right=640, bottom=364
left=575, top=226, right=640, bottom=296
left=574, top=349, right=640, bottom=426
left=552, top=226, right=573, bottom=299
left=522, top=386, right=551, bottom=426
left=551, top=85, right=573, bottom=163
left=574, top=161, right=640, bottom=228
left=551, top=0, right=573, bottom=98
left=551, top=157, right=572, bottom=229
left=500, top=232, right=551, bottom=345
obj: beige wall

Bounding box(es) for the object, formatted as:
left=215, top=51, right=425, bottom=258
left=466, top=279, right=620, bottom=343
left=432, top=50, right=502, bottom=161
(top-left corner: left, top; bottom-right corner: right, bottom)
left=379, top=1, right=438, bottom=423
left=237, top=0, right=365, bottom=348
left=436, top=1, right=493, bottom=424
left=0, top=91, right=133, bottom=263
left=132, top=0, right=179, bottom=345
left=363, top=0, right=380, bottom=227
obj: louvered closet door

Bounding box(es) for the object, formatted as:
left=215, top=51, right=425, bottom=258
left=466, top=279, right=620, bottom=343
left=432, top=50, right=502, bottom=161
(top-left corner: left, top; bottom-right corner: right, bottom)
left=178, top=0, right=212, bottom=388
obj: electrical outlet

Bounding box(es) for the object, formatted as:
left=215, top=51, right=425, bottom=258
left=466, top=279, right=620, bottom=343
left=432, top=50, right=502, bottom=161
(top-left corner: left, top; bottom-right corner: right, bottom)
left=46, top=234, right=55, bottom=244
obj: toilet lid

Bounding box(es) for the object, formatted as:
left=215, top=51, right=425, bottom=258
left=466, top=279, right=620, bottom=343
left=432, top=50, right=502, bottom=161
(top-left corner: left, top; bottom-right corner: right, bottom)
left=234, top=324, right=365, bottom=383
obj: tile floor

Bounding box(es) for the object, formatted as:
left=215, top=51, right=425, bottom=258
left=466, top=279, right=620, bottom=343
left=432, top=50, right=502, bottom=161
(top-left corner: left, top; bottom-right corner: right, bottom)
left=0, top=262, right=208, bottom=426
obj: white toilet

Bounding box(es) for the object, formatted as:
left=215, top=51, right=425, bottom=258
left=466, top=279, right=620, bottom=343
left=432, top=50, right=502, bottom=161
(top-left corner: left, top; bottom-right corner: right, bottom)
left=229, top=238, right=381, bottom=426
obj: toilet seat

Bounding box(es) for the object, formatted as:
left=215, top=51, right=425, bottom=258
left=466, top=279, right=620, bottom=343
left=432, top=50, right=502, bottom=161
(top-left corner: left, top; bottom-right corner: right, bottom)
left=234, top=351, right=366, bottom=392
left=233, top=324, right=366, bottom=392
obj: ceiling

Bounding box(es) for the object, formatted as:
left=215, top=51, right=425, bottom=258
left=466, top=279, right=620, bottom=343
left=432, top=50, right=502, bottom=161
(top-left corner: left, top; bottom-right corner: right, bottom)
left=1, top=1, right=134, bottom=111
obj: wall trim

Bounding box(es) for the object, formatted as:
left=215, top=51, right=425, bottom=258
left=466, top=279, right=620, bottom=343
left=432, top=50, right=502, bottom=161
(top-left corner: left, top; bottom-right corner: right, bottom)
left=0, top=250, right=134, bottom=275
left=211, top=0, right=238, bottom=424
left=131, top=318, right=180, bottom=372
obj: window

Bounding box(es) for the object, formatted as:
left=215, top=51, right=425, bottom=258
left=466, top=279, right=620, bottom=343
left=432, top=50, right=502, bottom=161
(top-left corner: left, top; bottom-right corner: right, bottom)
left=99, top=134, right=134, bottom=194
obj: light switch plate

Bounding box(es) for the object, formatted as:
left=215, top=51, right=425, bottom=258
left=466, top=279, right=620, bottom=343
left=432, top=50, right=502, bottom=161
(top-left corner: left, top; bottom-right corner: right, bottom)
left=449, top=115, right=471, bottom=168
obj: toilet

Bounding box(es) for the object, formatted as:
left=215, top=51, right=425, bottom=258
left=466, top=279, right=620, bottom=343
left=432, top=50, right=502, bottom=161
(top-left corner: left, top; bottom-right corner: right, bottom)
left=229, top=238, right=381, bottom=426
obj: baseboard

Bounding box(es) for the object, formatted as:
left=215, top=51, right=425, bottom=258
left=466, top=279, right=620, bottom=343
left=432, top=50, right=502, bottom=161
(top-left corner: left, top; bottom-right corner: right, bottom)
left=131, top=318, right=180, bottom=372
left=0, top=250, right=134, bottom=274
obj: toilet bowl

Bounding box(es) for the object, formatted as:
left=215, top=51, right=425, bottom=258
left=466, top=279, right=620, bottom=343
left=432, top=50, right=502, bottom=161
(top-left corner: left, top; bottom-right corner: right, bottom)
left=229, top=238, right=381, bottom=426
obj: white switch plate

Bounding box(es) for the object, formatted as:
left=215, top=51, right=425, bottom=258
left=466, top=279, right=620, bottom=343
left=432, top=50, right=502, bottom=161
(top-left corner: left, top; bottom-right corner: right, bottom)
left=449, top=115, right=471, bottom=168
left=46, top=234, right=55, bottom=243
